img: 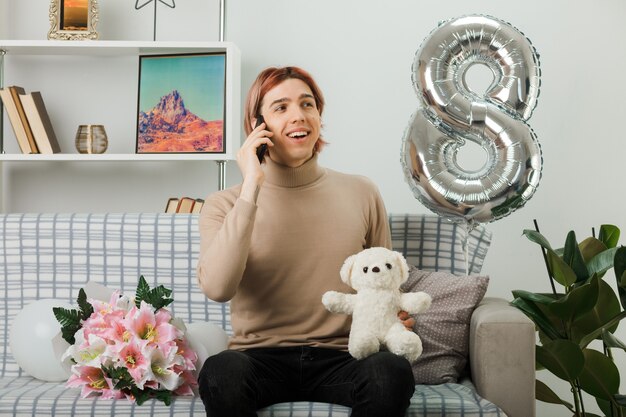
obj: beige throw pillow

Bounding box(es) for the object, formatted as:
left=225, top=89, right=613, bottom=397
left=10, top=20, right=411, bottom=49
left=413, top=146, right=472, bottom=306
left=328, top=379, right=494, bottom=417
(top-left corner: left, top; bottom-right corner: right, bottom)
left=401, top=265, right=489, bottom=384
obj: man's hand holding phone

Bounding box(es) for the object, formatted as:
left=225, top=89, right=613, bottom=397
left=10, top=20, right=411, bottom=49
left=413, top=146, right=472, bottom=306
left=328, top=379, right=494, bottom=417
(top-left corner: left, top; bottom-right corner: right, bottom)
left=255, top=115, right=269, bottom=163
left=237, top=115, right=273, bottom=204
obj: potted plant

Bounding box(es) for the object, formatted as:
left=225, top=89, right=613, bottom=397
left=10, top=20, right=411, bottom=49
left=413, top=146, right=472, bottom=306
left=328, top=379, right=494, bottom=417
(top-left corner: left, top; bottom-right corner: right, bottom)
left=511, top=222, right=626, bottom=417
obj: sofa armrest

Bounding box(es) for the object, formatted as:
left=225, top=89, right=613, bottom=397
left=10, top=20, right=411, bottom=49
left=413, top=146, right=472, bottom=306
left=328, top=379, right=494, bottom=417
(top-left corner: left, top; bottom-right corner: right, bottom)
left=469, top=297, right=536, bottom=417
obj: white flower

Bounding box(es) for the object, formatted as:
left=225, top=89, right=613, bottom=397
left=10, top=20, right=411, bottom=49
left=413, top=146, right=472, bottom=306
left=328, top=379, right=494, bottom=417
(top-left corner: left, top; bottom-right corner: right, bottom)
left=143, top=345, right=182, bottom=391
left=72, top=333, right=111, bottom=368
left=61, top=328, right=85, bottom=363
left=171, top=317, right=187, bottom=333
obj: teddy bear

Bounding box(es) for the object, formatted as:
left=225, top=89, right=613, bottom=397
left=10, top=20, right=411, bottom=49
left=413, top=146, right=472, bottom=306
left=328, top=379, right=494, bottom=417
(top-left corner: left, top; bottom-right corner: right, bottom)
left=322, top=247, right=431, bottom=362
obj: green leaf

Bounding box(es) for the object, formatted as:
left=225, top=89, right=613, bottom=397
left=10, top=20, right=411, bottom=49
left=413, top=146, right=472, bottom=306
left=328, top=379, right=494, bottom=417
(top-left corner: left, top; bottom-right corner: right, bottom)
left=523, top=229, right=553, bottom=251
left=579, top=310, right=626, bottom=349
left=616, top=247, right=626, bottom=283
left=135, top=276, right=151, bottom=308
left=103, top=365, right=136, bottom=390
left=52, top=306, right=82, bottom=345
left=572, top=279, right=622, bottom=345
left=563, top=231, right=589, bottom=283
left=511, top=291, right=570, bottom=339
left=587, top=247, right=618, bottom=279
left=536, top=340, right=584, bottom=382
left=615, top=247, right=626, bottom=309
left=621, top=271, right=626, bottom=311
left=51, top=288, right=95, bottom=345
left=76, top=288, right=94, bottom=320
left=535, top=379, right=574, bottom=411
left=153, top=389, right=173, bottom=406
left=511, top=290, right=558, bottom=306
left=578, top=348, right=620, bottom=401
left=547, top=249, right=577, bottom=288
left=602, top=328, right=626, bottom=352
left=135, top=275, right=174, bottom=311
left=597, top=397, right=626, bottom=417
left=579, top=237, right=608, bottom=264
left=510, top=297, right=564, bottom=340
left=134, top=389, right=152, bottom=405
left=599, top=225, right=620, bottom=249
left=548, top=274, right=599, bottom=325
left=131, top=387, right=173, bottom=406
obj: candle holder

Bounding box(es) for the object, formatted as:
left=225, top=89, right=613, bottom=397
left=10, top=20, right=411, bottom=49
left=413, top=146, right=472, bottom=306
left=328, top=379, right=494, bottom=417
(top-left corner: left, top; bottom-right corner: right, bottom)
left=75, top=124, right=108, bottom=154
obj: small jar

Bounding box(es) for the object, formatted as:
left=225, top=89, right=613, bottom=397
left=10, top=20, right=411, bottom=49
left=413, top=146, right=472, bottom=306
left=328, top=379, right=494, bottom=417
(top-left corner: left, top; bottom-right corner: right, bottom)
left=75, top=125, right=108, bottom=154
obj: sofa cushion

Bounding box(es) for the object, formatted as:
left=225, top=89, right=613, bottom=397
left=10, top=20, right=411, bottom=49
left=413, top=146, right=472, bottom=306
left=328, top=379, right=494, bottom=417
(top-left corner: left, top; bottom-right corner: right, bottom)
left=389, top=214, right=491, bottom=276
left=0, top=376, right=505, bottom=417
left=401, top=266, right=489, bottom=384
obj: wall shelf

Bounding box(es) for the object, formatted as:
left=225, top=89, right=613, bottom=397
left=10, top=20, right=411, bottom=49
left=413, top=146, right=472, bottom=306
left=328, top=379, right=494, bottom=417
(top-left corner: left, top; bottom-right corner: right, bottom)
left=0, top=40, right=241, bottom=211
left=0, top=39, right=241, bottom=159
left=0, top=40, right=236, bottom=57
left=0, top=153, right=232, bottom=161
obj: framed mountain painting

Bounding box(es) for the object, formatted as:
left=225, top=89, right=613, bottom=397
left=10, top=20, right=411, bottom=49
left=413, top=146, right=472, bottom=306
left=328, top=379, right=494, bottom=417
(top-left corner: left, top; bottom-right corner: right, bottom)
left=136, top=52, right=226, bottom=154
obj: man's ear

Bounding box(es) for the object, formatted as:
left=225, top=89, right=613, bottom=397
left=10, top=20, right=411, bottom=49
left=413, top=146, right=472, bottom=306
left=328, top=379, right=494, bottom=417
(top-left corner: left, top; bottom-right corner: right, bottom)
left=340, top=254, right=356, bottom=287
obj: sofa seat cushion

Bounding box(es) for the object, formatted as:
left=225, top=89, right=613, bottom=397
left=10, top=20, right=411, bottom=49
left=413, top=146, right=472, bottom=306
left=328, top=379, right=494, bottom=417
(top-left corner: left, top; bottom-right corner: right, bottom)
left=0, top=377, right=505, bottom=417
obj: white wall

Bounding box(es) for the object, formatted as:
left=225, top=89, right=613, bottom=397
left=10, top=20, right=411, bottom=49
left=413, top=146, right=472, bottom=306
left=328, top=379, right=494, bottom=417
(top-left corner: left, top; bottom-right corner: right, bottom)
left=0, top=0, right=8, bottom=39
left=4, top=1, right=626, bottom=415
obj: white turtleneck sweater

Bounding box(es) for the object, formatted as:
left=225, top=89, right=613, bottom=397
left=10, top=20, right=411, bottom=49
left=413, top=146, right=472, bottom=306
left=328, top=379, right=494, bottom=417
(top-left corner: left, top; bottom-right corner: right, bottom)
left=196, top=154, right=391, bottom=350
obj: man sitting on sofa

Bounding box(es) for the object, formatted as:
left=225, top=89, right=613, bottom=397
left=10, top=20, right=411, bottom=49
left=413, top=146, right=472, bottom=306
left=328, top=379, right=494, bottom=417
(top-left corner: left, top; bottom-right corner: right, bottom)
left=196, top=66, right=415, bottom=417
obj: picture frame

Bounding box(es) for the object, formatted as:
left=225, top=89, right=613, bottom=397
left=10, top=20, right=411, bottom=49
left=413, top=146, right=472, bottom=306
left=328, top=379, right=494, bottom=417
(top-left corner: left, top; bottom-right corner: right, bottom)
left=48, top=0, right=99, bottom=40
left=136, top=52, right=227, bottom=154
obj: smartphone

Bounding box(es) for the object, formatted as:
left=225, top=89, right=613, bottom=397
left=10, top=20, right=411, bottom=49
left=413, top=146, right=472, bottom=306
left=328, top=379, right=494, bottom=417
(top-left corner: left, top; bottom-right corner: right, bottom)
left=255, top=115, right=268, bottom=163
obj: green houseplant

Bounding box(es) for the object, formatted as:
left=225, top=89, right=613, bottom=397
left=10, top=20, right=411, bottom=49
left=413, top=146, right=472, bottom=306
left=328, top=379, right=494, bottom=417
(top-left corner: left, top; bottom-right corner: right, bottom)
left=511, top=223, right=626, bottom=417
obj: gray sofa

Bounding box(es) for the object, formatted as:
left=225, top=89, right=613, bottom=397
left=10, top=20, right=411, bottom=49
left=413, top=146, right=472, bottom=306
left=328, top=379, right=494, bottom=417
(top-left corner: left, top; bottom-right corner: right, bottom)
left=0, top=213, right=535, bottom=417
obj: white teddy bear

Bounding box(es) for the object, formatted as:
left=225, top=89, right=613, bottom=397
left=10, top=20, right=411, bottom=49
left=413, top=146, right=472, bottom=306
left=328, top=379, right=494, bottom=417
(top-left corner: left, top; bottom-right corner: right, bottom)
left=322, top=247, right=431, bottom=362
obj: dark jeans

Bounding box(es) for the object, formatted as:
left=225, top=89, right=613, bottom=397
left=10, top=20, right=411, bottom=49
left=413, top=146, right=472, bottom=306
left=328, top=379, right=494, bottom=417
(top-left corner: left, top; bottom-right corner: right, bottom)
left=197, top=346, right=415, bottom=417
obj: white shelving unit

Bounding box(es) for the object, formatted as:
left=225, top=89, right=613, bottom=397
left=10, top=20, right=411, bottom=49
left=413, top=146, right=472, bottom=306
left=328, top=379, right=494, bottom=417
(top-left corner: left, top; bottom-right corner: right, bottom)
left=0, top=153, right=234, bottom=161
left=0, top=40, right=241, bottom=211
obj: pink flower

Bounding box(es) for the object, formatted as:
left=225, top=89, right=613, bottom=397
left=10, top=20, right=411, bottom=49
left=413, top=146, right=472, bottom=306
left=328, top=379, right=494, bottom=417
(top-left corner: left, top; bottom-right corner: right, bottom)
left=123, top=302, right=181, bottom=348
left=99, top=309, right=128, bottom=342
left=173, top=367, right=197, bottom=396
left=116, top=339, right=150, bottom=389
left=89, top=293, right=117, bottom=317
left=81, top=311, right=109, bottom=340
left=82, top=299, right=125, bottom=341
left=67, top=366, right=118, bottom=399
left=174, top=337, right=198, bottom=370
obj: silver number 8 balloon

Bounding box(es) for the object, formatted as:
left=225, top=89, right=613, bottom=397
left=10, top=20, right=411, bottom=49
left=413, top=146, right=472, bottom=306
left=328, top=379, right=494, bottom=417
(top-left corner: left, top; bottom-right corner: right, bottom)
left=401, top=15, right=542, bottom=225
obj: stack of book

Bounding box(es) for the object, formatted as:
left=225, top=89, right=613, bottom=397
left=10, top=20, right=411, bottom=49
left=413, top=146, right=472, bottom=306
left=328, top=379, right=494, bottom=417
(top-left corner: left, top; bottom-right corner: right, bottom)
left=0, top=85, right=61, bottom=154
left=165, top=197, right=205, bottom=214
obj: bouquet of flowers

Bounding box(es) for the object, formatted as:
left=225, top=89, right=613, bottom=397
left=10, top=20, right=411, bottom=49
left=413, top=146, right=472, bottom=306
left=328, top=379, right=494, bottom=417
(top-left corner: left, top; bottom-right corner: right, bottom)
left=53, top=277, right=198, bottom=405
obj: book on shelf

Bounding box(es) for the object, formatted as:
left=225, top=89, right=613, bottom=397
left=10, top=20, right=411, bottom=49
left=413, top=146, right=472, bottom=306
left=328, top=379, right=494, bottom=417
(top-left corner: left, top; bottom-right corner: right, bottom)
left=0, top=86, right=37, bottom=154
left=19, top=92, right=61, bottom=154
left=191, top=198, right=204, bottom=214
left=164, top=197, right=205, bottom=213
left=8, top=86, right=39, bottom=153
left=165, top=198, right=179, bottom=213
left=176, top=197, right=196, bottom=214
